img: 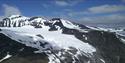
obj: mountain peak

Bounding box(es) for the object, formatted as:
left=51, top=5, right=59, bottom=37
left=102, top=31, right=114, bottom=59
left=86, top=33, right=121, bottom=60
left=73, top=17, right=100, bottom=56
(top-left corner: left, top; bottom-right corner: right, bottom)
left=0, top=15, right=88, bottom=30
left=0, top=15, right=29, bottom=27
left=50, top=18, right=79, bottom=29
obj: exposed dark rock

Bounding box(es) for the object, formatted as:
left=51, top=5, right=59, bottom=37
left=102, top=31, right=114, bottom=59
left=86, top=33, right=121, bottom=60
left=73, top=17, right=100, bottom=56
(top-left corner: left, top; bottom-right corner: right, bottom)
left=72, top=22, right=89, bottom=29
left=34, top=25, right=42, bottom=28
left=0, top=33, right=49, bottom=63
left=36, top=34, right=44, bottom=39
left=44, top=22, right=51, bottom=26
left=49, top=25, right=58, bottom=31
left=50, top=18, right=65, bottom=28
left=28, top=17, right=40, bottom=21
left=2, top=54, right=48, bottom=63
left=62, top=27, right=76, bottom=34
left=123, top=29, right=125, bottom=31
left=86, top=30, right=125, bottom=63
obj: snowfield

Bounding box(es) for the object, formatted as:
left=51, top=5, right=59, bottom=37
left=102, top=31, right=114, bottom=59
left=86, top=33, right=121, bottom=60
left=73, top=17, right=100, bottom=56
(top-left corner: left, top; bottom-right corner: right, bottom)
left=0, top=26, right=96, bottom=54
left=0, top=25, right=96, bottom=63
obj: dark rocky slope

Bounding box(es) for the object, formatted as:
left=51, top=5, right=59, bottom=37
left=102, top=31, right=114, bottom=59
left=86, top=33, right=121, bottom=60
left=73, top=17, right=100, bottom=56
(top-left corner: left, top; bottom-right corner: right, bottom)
left=0, top=33, right=49, bottom=63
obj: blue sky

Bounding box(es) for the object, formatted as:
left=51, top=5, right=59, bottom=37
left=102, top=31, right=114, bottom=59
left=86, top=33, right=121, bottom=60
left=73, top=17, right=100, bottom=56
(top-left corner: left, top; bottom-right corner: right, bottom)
left=0, top=0, right=125, bottom=24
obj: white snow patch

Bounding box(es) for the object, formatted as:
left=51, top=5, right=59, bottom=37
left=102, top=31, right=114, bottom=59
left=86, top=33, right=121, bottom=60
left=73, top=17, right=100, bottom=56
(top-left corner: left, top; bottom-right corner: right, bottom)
left=120, top=38, right=125, bottom=44
left=0, top=54, right=12, bottom=62
left=100, top=59, right=105, bottom=63
left=61, top=19, right=79, bottom=29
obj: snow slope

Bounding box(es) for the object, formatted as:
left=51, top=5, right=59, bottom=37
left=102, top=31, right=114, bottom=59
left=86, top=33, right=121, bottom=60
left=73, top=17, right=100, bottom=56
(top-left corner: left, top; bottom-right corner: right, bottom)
left=0, top=25, right=96, bottom=54
left=0, top=25, right=96, bottom=63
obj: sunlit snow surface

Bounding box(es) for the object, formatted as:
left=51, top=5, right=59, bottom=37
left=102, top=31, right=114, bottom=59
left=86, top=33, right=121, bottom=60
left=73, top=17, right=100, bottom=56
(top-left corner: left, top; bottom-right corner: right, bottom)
left=0, top=26, right=95, bottom=53
left=60, top=19, right=79, bottom=29
left=0, top=25, right=96, bottom=63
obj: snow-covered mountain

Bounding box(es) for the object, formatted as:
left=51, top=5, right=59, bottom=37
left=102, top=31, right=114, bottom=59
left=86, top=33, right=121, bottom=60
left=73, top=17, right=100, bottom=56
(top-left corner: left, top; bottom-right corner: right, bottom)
left=0, top=15, right=29, bottom=27
left=0, top=15, right=125, bottom=63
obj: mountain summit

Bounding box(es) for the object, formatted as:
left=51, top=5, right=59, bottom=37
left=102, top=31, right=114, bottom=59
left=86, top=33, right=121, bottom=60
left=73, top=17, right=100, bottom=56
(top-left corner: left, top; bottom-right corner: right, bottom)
left=0, top=15, right=125, bottom=63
